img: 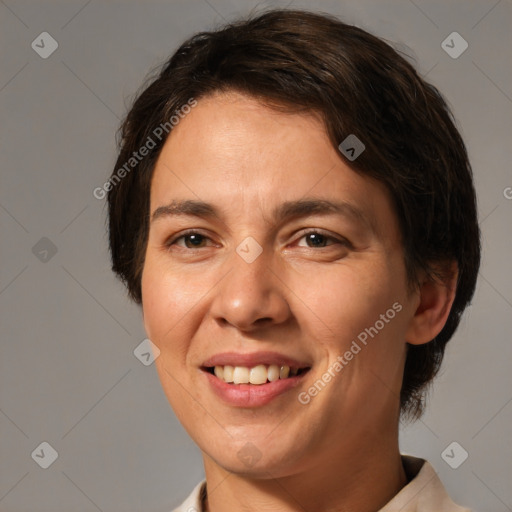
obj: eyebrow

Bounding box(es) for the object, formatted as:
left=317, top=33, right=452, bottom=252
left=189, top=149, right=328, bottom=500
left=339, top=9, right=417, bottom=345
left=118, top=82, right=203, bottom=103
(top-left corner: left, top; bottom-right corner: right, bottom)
left=151, top=198, right=374, bottom=231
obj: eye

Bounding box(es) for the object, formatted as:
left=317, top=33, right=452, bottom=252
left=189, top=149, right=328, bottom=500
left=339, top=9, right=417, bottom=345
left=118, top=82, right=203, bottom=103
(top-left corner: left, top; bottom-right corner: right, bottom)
left=296, top=230, right=348, bottom=248
left=166, top=231, right=214, bottom=249
left=164, top=230, right=349, bottom=251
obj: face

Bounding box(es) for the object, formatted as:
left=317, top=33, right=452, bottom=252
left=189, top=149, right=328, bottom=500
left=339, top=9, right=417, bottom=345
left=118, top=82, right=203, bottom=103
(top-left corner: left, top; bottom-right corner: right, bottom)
left=141, top=92, right=419, bottom=477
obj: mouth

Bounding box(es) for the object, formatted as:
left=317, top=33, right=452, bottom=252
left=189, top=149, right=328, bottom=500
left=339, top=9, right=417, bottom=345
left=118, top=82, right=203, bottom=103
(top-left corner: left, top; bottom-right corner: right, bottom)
left=200, top=352, right=312, bottom=407
left=202, top=364, right=310, bottom=385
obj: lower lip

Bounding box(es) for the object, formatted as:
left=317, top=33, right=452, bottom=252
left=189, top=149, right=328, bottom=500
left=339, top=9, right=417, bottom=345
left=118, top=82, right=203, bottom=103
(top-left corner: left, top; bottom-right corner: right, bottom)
left=203, top=370, right=307, bottom=407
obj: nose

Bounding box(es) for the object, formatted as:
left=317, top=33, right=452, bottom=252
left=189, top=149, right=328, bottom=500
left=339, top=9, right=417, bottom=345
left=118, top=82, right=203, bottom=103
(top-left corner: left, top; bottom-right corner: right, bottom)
left=209, top=248, right=291, bottom=332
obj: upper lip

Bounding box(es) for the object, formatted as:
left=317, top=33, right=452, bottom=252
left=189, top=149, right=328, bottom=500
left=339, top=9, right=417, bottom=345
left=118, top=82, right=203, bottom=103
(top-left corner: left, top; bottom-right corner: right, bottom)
left=201, top=351, right=311, bottom=369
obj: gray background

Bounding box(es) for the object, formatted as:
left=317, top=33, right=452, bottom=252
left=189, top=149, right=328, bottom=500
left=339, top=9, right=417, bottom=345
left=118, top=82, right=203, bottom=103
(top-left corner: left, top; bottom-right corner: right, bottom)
left=1, top=0, right=511, bottom=510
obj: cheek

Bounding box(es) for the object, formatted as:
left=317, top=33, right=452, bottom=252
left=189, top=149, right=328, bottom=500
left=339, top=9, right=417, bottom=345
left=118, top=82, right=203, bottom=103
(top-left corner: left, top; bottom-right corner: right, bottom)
left=140, top=258, right=204, bottom=419
left=296, top=261, right=408, bottom=417
left=294, top=258, right=405, bottom=352
left=140, top=256, right=199, bottom=355
left=141, top=269, right=172, bottom=341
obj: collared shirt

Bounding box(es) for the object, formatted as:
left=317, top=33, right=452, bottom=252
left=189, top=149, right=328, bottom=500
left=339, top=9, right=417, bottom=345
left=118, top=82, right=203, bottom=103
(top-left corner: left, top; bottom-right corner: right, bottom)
left=171, top=456, right=471, bottom=511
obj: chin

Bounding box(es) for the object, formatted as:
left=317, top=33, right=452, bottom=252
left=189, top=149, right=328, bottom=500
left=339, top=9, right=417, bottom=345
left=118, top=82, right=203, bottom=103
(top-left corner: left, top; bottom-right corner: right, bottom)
left=210, top=453, right=296, bottom=478
left=201, top=432, right=309, bottom=478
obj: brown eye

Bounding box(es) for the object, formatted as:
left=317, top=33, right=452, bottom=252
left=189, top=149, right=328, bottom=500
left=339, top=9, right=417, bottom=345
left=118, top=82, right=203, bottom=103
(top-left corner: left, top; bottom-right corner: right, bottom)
left=296, top=230, right=347, bottom=248
left=167, top=231, right=212, bottom=249
left=304, top=233, right=329, bottom=247
left=181, top=234, right=207, bottom=248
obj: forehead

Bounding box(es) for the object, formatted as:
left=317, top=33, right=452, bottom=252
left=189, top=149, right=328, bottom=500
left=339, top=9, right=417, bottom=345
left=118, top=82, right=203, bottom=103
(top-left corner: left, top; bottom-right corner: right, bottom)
left=160, top=92, right=331, bottom=183
left=149, top=92, right=398, bottom=239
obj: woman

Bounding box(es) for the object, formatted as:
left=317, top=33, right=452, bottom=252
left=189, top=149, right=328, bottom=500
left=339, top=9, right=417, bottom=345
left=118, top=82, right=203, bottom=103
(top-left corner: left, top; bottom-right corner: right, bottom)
left=107, top=10, right=479, bottom=511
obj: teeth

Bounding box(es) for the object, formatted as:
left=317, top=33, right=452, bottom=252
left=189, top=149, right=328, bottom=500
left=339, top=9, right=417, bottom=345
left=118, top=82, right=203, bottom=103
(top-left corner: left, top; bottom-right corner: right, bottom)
left=233, top=366, right=249, bottom=384
left=211, top=364, right=304, bottom=385
left=223, top=365, right=234, bottom=383
left=267, top=364, right=280, bottom=382
left=249, top=365, right=268, bottom=385
left=279, top=365, right=290, bottom=379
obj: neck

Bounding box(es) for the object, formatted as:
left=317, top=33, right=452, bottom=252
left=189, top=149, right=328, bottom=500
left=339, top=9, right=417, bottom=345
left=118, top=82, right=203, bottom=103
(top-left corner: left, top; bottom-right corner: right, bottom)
left=202, top=429, right=407, bottom=512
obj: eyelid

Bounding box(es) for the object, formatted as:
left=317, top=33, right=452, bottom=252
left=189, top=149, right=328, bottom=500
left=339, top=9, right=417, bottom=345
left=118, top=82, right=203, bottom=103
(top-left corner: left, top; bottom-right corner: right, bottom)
left=292, top=228, right=351, bottom=248
left=164, top=228, right=351, bottom=250
left=165, top=229, right=216, bottom=248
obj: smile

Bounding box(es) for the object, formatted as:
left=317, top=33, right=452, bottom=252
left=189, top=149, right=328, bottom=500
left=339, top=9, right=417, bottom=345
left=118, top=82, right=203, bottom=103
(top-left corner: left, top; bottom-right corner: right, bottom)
left=206, top=364, right=310, bottom=385
left=200, top=351, right=312, bottom=407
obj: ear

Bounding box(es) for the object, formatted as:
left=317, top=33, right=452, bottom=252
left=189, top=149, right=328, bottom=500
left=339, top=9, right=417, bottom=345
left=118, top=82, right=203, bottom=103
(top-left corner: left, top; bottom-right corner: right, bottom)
left=405, top=262, right=458, bottom=345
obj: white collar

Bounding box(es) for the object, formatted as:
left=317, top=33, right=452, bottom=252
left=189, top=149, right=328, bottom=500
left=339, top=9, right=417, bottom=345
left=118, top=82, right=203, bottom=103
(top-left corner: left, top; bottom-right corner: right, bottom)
left=172, top=456, right=471, bottom=512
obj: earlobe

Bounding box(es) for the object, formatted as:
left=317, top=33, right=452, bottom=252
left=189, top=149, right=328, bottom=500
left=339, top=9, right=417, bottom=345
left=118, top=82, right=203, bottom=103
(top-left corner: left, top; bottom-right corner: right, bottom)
left=405, top=262, right=458, bottom=346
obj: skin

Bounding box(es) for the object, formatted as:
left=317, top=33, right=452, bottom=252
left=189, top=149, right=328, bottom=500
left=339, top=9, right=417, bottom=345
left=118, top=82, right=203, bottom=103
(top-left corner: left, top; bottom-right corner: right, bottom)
left=141, top=91, right=457, bottom=512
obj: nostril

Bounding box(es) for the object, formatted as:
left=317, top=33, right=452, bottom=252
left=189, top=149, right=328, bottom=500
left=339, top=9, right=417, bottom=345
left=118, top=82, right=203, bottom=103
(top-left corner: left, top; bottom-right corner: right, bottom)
left=255, top=317, right=273, bottom=325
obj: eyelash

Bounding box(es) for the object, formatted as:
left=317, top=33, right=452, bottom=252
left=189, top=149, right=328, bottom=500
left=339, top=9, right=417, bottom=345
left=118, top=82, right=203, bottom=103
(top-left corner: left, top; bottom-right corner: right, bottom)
left=165, top=229, right=350, bottom=250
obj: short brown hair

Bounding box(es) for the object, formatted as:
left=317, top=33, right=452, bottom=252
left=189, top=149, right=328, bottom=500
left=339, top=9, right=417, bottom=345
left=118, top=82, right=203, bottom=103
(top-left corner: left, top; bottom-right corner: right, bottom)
left=107, top=9, right=480, bottom=419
